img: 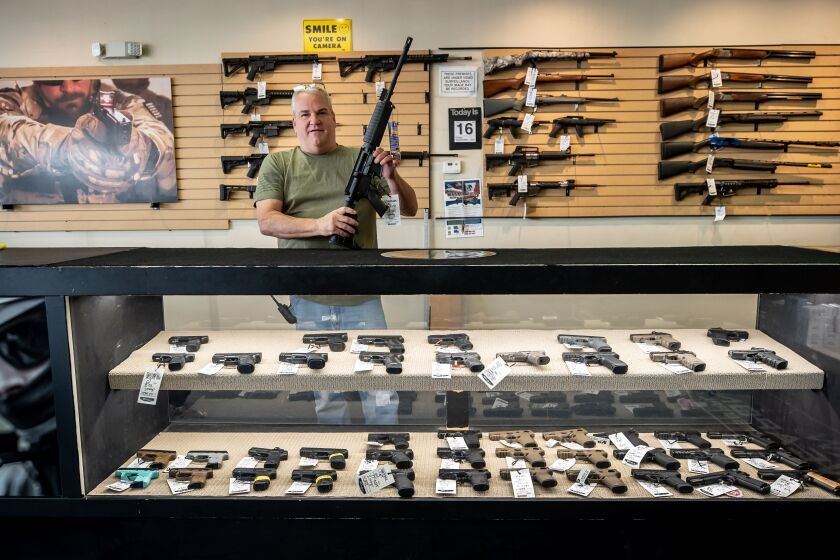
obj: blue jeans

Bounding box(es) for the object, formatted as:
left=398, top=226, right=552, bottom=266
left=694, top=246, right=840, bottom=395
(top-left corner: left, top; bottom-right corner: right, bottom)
left=291, top=296, right=398, bottom=425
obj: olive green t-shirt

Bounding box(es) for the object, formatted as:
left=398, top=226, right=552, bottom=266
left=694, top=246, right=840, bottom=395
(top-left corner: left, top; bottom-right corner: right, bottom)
left=255, top=145, right=381, bottom=250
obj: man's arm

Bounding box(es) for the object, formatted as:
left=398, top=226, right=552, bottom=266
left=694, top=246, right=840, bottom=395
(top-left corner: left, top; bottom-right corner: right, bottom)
left=256, top=199, right=359, bottom=239
left=374, top=148, right=418, bottom=216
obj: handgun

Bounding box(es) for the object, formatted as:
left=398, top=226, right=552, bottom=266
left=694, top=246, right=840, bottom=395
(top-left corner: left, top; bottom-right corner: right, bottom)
left=566, top=468, right=627, bottom=494
left=169, top=467, right=213, bottom=489
left=428, top=333, right=473, bottom=351
left=435, top=351, right=484, bottom=372
left=114, top=468, right=159, bottom=489
left=248, top=446, right=289, bottom=468
left=631, top=469, right=693, bottom=494
left=279, top=352, right=328, bottom=370
left=211, top=352, right=262, bottom=374
left=167, top=335, right=210, bottom=352
left=728, top=347, right=788, bottom=370
left=613, top=448, right=680, bottom=470
left=730, top=447, right=813, bottom=470
left=359, top=350, right=404, bottom=374
left=438, top=468, right=491, bottom=491
left=299, top=447, right=349, bottom=469
left=302, top=332, right=348, bottom=352
left=185, top=450, right=229, bottom=469
left=365, top=449, right=414, bottom=469
left=291, top=469, right=337, bottom=493
left=437, top=429, right=482, bottom=449
left=359, top=468, right=416, bottom=498
left=151, top=352, right=195, bottom=371
left=367, top=433, right=410, bottom=450
left=629, top=331, right=681, bottom=350
left=556, top=449, right=611, bottom=469
left=136, top=449, right=176, bottom=469
left=562, top=351, right=628, bottom=374
left=489, top=430, right=538, bottom=447
left=495, top=447, right=547, bottom=467
left=436, top=447, right=486, bottom=469
left=232, top=467, right=276, bottom=491
left=357, top=334, right=405, bottom=353
left=500, top=467, right=557, bottom=488
left=755, top=469, right=840, bottom=495
left=496, top=351, right=550, bottom=366
left=653, top=431, right=712, bottom=449
left=557, top=334, right=612, bottom=352
left=686, top=469, right=771, bottom=494
left=706, top=327, right=749, bottom=347
left=543, top=428, right=595, bottom=448
left=707, top=431, right=780, bottom=450
left=649, top=350, right=706, bottom=372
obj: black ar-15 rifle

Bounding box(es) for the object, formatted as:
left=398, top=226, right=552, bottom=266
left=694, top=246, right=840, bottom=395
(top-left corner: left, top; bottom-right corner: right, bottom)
left=487, top=180, right=597, bottom=205
left=329, top=36, right=412, bottom=249
left=338, top=52, right=471, bottom=82
left=223, top=54, right=335, bottom=81
left=485, top=146, right=594, bottom=176
left=674, top=178, right=812, bottom=205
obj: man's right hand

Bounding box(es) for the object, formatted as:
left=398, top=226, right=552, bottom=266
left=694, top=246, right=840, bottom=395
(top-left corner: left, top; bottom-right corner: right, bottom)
left=317, top=207, right=358, bottom=237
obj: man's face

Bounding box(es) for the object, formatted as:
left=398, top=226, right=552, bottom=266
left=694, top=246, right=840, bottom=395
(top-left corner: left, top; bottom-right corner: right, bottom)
left=292, top=91, right=337, bottom=154
left=36, top=80, right=95, bottom=120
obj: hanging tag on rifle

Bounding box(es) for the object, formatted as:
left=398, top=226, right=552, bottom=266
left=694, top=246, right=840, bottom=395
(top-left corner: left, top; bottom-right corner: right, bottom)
left=312, top=62, right=323, bottom=81
left=375, top=81, right=386, bottom=99
left=250, top=113, right=261, bottom=122
left=494, top=136, right=504, bottom=154
left=525, top=86, right=537, bottom=108
left=258, top=142, right=270, bottom=155
left=710, top=69, right=723, bottom=88
left=521, top=113, right=535, bottom=134
left=705, top=154, right=716, bottom=174
left=706, top=178, right=717, bottom=196
left=388, top=121, right=401, bottom=157
left=706, top=109, right=720, bottom=129
left=138, top=365, right=164, bottom=405
left=559, top=135, right=571, bottom=152
left=714, top=206, right=726, bottom=222
left=383, top=194, right=401, bottom=226
left=517, top=175, right=528, bottom=193
left=707, top=93, right=716, bottom=109
left=257, top=81, right=267, bottom=99
left=524, top=67, right=539, bottom=87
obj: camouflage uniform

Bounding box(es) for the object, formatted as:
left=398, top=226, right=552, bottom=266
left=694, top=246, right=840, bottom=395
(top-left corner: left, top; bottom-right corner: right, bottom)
left=0, top=82, right=176, bottom=204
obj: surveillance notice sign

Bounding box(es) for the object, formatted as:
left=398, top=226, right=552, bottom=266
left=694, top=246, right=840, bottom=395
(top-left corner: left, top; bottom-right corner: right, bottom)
left=448, top=107, right=482, bottom=151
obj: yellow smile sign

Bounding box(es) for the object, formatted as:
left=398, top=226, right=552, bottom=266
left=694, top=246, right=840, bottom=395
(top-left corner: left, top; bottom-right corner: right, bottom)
left=302, top=19, right=352, bottom=52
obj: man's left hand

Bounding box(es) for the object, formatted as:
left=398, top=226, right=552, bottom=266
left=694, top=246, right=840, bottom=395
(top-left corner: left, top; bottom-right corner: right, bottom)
left=373, top=147, right=398, bottom=181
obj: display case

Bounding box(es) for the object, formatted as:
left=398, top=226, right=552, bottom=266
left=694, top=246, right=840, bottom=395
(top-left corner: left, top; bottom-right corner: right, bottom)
left=1, top=246, right=839, bottom=523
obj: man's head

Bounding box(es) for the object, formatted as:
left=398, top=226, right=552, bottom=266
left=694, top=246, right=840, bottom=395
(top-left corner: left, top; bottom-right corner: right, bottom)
left=112, top=78, right=151, bottom=95
left=34, top=80, right=96, bottom=123
left=290, top=83, right=337, bottom=155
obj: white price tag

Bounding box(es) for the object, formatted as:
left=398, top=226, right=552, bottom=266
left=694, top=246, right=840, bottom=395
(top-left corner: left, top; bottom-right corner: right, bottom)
left=276, top=362, right=299, bottom=375
left=167, top=479, right=193, bottom=495
left=478, top=357, right=512, bottom=389
left=560, top=441, right=586, bottom=451
left=559, top=134, right=571, bottom=152
left=706, top=177, right=717, bottom=196
left=285, top=481, right=311, bottom=494
left=440, top=458, right=461, bottom=469
left=234, top=456, right=259, bottom=469
left=510, top=468, right=536, bottom=498
left=565, top=360, right=591, bottom=376
left=375, top=81, right=386, bottom=99
left=107, top=481, right=132, bottom=492
left=743, top=457, right=777, bottom=470
left=660, top=362, right=693, bottom=375
left=499, top=440, right=523, bottom=449
left=163, top=455, right=192, bottom=474
left=544, top=439, right=559, bottom=448
left=492, top=398, right=510, bottom=408
left=298, top=457, right=320, bottom=467
left=506, top=457, right=528, bottom=470
left=250, top=113, right=261, bottom=122
left=698, top=483, right=737, bottom=497
left=126, top=457, right=151, bottom=469
left=707, top=93, right=716, bottom=109
left=356, top=459, right=379, bottom=473
left=525, top=86, right=537, bottom=108
left=521, top=113, right=535, bottom=134
left=658, top=439, right=682, bottom=450
left=257, top=81, right=267, bottom=99
left=258, top=142, right=270, bottom=155
left=517, top=175, right=528, bottom=193
left=770, top=475, right=802, bottom=497
left=383, top=194, right=401, bottom=226
left=710, top=69, right=723, bottom=88
left=524, top=67, right=539, bottom=87
left=621, top=445, right=653, bottom=467
left=138, top=366, right=164, bottom=405
left=609, top=432, right=635, bottom=451
left=357, top=465, right=395, bottom=496
left=635, top=342, right=664, bottom=354
left=312, top=62, right=323, bottom=81
left=638, top=480, right=673, bottom=497
left=446, top=437, right=468, bottom=451
left=722, top=438, right=745, bottom=448
left=568, top=482, right=597, bottom=497
left=706, top=108, right=720, bottom=128
left=549, top=458, right=576, bottom=472
left=589, top=433, right=611, bottom=446
left=198, top=362, right=224, bottom=376
left=229, top=478, right=251, bottom=495
left=436, top=478, right=457, bottom=495
left=733, top=359, right=766, bottom=372
left=431, top=362, right=452, bottom=379
left=454, top=120, right=477, bottom=143
left=714, top=206, right=726, bottom=222
left=494, top=136, right=504, bottom=154
left=354, top=358, right=374, bottom=373
left=705, top=153, right=716, bottom=173
left=688, top=459, right=710, bottom=474
left=169, top=345, right=187, bottom=353
left=350, top=340, right=368, bottom=353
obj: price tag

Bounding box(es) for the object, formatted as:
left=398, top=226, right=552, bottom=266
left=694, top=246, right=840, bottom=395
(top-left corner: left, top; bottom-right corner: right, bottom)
left=234, top=456, right=259, bottom=469
left=560, top=441, right=586, bottom=451
left=524, top=66, right=539, bottom=87
left=229, top=478, right=251, bottom=495
left=621, top=445, right=653, bottom=467
left=589, top=433, right=611, bottom=446
left=167, top=479, right=193, bottom=495
left=250, top=113, right=261, bottom=122
left=710, top=69, right=723, bottom=88
left=375, top=81, right=386, bottom=99
left=478, top=357, right=512, bottom=390
left=568, top=481, right=597, bottom=497
left=770, top=475, right=802, bottom=497
left=198, top=362, right=224, bottom=376
left=714, top=206, right=726, bottom=222
left=354, top=358, right=374, bottom=373
left=258, top=142, right=270, bottom=155
left=721, top=438, right=745, bottom=448
left=311, top=62, right=323, bottom=81
left=742, top=457, right=777, bottom=470
left=517, top=175, right=528, bottom=193
left=705, top=153, right=716, bottom=173
left=285, top=481, right=311, bottom=494
left=609, top=432, right=635, bottom=450
left=506, top=457, right=528, bottom=470
left=499, top=439, right=523, bottom=449
left=169, top=345, right=187, bottom=353
left=634, top=342, right=663, bottom=354
left=431, top=362, right=451, bottom=379
left=733, top=359, right=766, bottom=372
left=163, top=455, right=192, bottom=474
left=257, top=81, right=267, bottom=99
left=510, top=468, right=536, bottom=498
left=453, top=120, right=477, bottom=143
left=440, top=458, right=460, bottom=470
left=657, top=439, right=682, bottom=450
left=549, top=458, right=576, bottom=472
left=494, top=136, right=504, bottom=154
left=698, top=483, right=737, bottom=497
left=107, top=481, right=132, bottom=492
left=521, top=113, right=535, bottom=134
left=436, top=478, right=457, bottom=495
left=126, top=457, right=150, bottom=468
left=559, top=134, right=571, bottom=152
left=350, top=340, right=368, bottom=353
left=357, top=459, right=379, bottom=473
left=706, top=178, right=717, bottom=196
left=688, top=459, right=710, bottom=474
left=525, top=86, right=537, bottom=108
left=357, top=465, right=395, bottom=496
left=565, top=360, right=590, bottom=376
left=544, top=439, right=559, bottom=448
left=707, top=93, right=716, bottom=109
left=637, top=480, right=672, bottom=497
left=277, top=362, right=298, bottom=375
left=706, top=108, right=720, bottom=128
left=446, top=437, right=468, bottom=451
left=659, top=362, right=693, bottom=375
left=383, top=194, right=401, bottom=226
left=138, top=366, right=164, bottom=405
left=298, top=457, right=320, bottom=467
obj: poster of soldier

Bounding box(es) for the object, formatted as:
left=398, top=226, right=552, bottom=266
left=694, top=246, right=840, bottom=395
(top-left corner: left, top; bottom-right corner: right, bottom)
left=0, top=77, right=175, bottom=205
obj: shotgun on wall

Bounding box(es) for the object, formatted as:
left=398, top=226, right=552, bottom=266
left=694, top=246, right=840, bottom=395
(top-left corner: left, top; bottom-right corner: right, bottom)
left=658, top=48, right=816, bottom=72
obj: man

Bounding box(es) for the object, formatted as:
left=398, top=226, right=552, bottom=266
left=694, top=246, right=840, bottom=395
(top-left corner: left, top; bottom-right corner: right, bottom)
left=254, top=83, right=417, bottom=424
left=0, top=79, right=175, bottom=204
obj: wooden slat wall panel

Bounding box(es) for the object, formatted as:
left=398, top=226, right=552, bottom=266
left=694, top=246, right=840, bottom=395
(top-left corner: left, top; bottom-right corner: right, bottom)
left=482, top=44, right=840, bottom=217
left=0, top=49, right=431, bottom=231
